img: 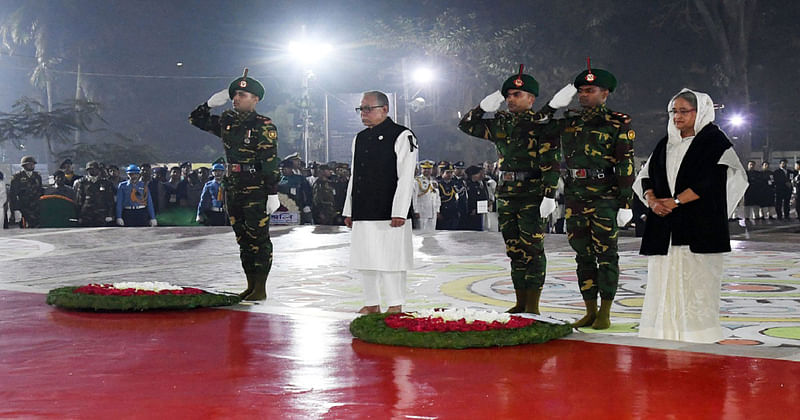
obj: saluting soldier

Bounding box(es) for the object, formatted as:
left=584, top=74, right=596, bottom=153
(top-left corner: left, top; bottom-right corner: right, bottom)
left=189, top=70, right=281, bottom=301
left=543, top=62, right=635, bottom=329
left=9, top=156, right=44, bottom=228
left=458, top=67, right=560, bottom=314
left=413, top=160, right=440, bottom=232
left=74, top=161, right=116, bottom=227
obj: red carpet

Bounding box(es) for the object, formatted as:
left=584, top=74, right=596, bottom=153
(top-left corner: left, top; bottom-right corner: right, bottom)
left=1, top=290, right=797, bottom=419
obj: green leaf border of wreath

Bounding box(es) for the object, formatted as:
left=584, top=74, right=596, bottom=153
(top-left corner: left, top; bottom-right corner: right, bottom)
left=350, top=313, right=573, bottom=349
left=46, top=286, right=242, bottom=312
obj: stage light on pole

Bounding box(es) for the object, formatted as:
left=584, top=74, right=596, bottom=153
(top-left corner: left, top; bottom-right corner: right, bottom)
left=288, top=41, right=334, bottom=66
left=412, top=66, right=434, bottom=84
left=286, top=37, right=335, bottom=164
left=730, top=114, right=745, bottom=127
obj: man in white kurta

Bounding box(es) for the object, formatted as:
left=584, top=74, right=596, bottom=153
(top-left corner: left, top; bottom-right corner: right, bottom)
left=343, top=91, right=418, bottom=314
left=413, top=161, right=440, bottom=232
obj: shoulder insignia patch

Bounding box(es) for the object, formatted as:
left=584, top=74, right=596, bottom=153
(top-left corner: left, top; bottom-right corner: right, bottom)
left=267, top=129, right=278, bottom=140
left=609, top=111, right=632, bottom=124
left=626, top=129, right=635, bottom=140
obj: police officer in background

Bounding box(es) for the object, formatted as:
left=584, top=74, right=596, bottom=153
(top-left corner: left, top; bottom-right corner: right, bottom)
left=543, top=62, right=635, bottom=329
left=116, top=164, right=157, bottom=227
left=189, top=70, right=281, bottom=301
left=9, top=156, right=44, bottom=228
left=196, top=163, right=228, bottom=226
left=74, top=161, right=116, bottom=227
left=458, top=67, right=561, bottom=314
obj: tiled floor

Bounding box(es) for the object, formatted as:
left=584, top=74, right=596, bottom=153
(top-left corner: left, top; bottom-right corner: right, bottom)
left=2, top=222, right=799, bottom=417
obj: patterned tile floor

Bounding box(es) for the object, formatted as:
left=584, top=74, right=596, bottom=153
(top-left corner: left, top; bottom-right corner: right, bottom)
left=2, top=220, right=799, bottom=361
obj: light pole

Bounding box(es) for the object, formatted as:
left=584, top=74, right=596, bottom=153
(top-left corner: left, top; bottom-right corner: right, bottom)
left=287, top=38, right=333, bottom=164
left=401, top=59, right=434, bottom=130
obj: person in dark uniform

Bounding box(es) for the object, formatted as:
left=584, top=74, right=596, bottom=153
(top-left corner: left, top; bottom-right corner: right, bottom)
left=773, top=159, right=793, bottom=220
left=332, top=163, right=350, bottom=225
left=74, top=161, right=116, bottom=227
left=312, top=164, right=338, bottom=225
left=759, top=161, right=776, bottom=219
left=436, top=162, right=461, bottom=230
left=452, top=160, right=469, bottom=229
left=463, top=165, right=488, bottom=231
left=743, top=160, right=760, bottom=221
left=189, top=69, right=281, bottom=301
left=9, top=156, right=44, bottom=228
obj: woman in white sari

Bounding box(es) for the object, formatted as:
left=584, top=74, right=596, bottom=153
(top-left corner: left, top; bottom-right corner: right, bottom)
left=633, top=88, right=748, bottom=343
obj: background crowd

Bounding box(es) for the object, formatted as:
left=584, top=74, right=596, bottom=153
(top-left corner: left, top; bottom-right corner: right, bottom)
left=1, top=154, right=798, bottom=231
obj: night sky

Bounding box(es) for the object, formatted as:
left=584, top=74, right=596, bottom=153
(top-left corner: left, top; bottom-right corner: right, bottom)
left=0, top=0, right=797, bottom=169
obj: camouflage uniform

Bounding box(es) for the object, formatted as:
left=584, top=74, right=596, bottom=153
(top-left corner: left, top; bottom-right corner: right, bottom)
left=189, top=103, right=280, bottom=281
left=312, top=177, right=338, bottom=225
left=553, top=103, right=635, bottom=300
left=458, top=107, right=560, bottom=291
left=9, top=170, right=44, bottom=228
left=74, top=176, right=116, bottom=227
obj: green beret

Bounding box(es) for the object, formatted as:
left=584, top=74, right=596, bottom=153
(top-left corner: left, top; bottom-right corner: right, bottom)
left=574, top=68, right=617, bottom=92
left=228, top=77, right=265, bottom=100
left=501, top=74, right=539, bottom=97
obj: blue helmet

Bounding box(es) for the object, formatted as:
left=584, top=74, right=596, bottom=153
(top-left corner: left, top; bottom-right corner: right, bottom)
left=211, top=163, right=225, bottom=171
left=125, top=164, right=141, bottom=174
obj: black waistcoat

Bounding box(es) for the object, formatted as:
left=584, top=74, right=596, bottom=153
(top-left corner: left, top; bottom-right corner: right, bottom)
left=640, top=123, right=733, bottom=255
left=351, top=117, right=412, bottom=220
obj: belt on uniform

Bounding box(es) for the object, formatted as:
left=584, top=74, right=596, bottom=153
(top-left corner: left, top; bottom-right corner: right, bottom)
left=226, top=163, right=260, bottom=174
left=210, top=207, right=225, bottom=212
left=567, top=168, right=614, bottom=180
left=498, top=169, right=542, bottom=182
left=124, top=205, right=146, bottom=210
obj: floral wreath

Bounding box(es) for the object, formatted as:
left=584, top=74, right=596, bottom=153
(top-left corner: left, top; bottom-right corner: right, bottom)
left=350, top=308, right=572, bottom=349
left=47, top=281, right=241, bottom=311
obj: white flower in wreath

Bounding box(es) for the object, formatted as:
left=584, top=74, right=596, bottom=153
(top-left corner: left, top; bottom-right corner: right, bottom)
left=112, top=281, right=183, bottom=292
left=411, top=308, right=512, bottom=324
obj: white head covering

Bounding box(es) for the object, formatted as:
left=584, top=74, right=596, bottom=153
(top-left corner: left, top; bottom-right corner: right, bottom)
left=634, top=88, right=748, bottom=217
left=667, top=88, right=715, bottom=144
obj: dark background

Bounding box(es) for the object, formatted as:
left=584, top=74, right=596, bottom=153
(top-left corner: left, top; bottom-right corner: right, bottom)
left=0, top=0, right=796, bottom=170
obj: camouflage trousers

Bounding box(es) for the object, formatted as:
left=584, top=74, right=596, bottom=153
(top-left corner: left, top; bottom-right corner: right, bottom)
left=19, top=203, right=40, bottom=228
left=226, top=187, right=273, bottom=277
left=497, top=196, right=546, bottom=291
left=79, top=207, right=112, bottom=227
left=565, top=198, right=619, bottom=301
